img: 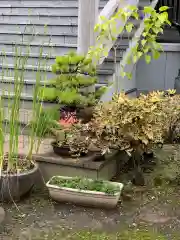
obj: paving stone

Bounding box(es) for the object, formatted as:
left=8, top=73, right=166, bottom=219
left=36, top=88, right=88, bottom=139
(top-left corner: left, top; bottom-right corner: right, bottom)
left=138, top=209, right=171, bottom=224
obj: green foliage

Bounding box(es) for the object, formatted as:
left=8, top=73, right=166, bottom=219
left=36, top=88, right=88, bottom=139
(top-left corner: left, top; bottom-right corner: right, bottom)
left=29, top=107, right=61, bottom=138
left=49, top=176, right=119, bottom=195
left=150, top=145, right=180, bottom=186
left=29, top=228, right=167, bottom=240
left=41, top=52, right=107, bottom=106
left=161, top=91, right=180, bottom=143
left=88, top=5, right=170, bottom=79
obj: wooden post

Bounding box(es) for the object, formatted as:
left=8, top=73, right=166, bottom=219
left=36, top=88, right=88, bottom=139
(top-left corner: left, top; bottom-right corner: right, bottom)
left=77, top=0, right=100, bottom=55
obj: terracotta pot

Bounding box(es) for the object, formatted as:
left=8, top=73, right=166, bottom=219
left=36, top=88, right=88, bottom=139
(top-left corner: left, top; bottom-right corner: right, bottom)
left=46, top=176, right=123, bottom=208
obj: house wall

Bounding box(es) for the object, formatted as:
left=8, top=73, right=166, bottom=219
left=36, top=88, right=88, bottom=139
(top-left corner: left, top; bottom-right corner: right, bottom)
left=0, top=0, right=79, bottom=95
left=100, top=63, right=137, bottom=102
left=136, top=43, right=180, bottom=93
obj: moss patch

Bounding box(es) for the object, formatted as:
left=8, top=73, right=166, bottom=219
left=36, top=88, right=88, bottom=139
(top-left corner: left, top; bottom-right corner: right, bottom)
left=28, top=229, right=167, bottom=240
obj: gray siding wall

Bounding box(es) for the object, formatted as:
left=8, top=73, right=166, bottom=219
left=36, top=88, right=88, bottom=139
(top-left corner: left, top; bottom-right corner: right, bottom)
left=0, top=0, right=80, bottom=87
left=136, top=43, right=180, bottom=92
left=0, top=0, right=115, bottom=100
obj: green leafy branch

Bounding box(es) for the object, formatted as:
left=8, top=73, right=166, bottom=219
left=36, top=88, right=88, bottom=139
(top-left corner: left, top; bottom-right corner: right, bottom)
left=87, top=5, right=170, bottom=79
left=120, top=6, right=171, bottom=79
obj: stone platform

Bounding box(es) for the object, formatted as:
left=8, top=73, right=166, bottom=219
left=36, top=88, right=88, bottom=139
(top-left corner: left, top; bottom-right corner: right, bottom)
left=3, top=135, right=129, bottom=183
left=33, top=151, right=118, bottom=182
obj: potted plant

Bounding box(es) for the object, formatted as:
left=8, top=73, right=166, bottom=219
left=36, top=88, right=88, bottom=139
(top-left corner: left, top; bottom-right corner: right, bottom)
left=41, top=51, right=107, bottom=124
left=46, top=176, right=123, bottom=208
left=51, top=127, right=90, bottom=157
left=0, top=73, right=41, bottom=202
left=50, top=123, right=105, bottom=161
left=0, top=56, right=54, bottom=202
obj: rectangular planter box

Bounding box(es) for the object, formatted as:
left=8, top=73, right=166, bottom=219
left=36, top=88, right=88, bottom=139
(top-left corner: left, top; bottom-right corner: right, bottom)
left=46, top=176, right=123, bottom=208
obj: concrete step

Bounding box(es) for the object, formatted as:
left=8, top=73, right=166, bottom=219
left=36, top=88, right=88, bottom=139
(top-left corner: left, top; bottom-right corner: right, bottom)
left=0, top=15, right=78, bottom=26
left=0, top=0, right=148, bottom=10
left=0, top=61, right=113, bottom=79
left=0, top=77, right=109, bottom=110
left=1, top=92, right=58, bottom=109
left=0, top=42, right=76, bottom=56
left=0, top=18, right=139, bottom=37
left=0, top=0, right=107, bottom=8
left=0, top=5, right=143, bottom=27
left=0, top=26, right=136, bottom=39
left=0, top=5, right=105, bottom=17
left=0, top=76, right=107, bottom=96
left=0, top=50, right=120, bottom=69
left=0, top=31, right=135, bottom=50
left=0, top=33, right=77, bottom=45
left=0, top=24, right=78, bottom=35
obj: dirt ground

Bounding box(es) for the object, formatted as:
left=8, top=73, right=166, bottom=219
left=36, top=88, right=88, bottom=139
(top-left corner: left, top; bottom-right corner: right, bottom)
left=0, top=184, right=180, bottom=239
left=1, top=145, right=180, bottom=239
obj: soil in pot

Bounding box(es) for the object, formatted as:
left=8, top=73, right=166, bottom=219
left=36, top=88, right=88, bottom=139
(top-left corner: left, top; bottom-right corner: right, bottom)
left=51, top=142, right=105, bottom=160
left=0, top=155, right=39, bottom=202
left=51, top=142, right=87, bottom=158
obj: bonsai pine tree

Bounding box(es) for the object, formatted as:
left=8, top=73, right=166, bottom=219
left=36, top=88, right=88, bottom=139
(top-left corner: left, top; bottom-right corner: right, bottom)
left=41, top=51, right=106, bottom=107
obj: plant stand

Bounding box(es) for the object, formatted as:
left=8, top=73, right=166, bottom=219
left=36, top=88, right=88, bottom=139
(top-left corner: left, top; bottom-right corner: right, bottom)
left=33, top=150, right=120, bottom=182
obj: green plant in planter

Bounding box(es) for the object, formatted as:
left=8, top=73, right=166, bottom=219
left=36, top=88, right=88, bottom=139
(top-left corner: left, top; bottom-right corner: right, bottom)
left=49, top=177, right=119, bottom=195
left=41, top=51, right=107, bottom=107
left=0, top=48, right=37, bottom=176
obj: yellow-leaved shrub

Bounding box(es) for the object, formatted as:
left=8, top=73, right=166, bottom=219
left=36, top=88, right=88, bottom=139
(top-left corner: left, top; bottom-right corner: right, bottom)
left=90, top=91, right=173, bottom=155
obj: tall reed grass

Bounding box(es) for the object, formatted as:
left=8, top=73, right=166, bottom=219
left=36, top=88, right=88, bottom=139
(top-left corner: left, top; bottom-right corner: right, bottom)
left=0, top=22, right=59, bottom=173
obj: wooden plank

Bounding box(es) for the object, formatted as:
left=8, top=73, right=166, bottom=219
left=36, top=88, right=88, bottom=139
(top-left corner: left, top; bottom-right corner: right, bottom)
left=101, top=0, right=159, bottom=101
left=89, top=0, right=139, bottom=66
left=77, top=0, right=100, bottom=55
left=98, top=0, right=120, bottom=23
left=119, top=0, right=158, bottom=71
